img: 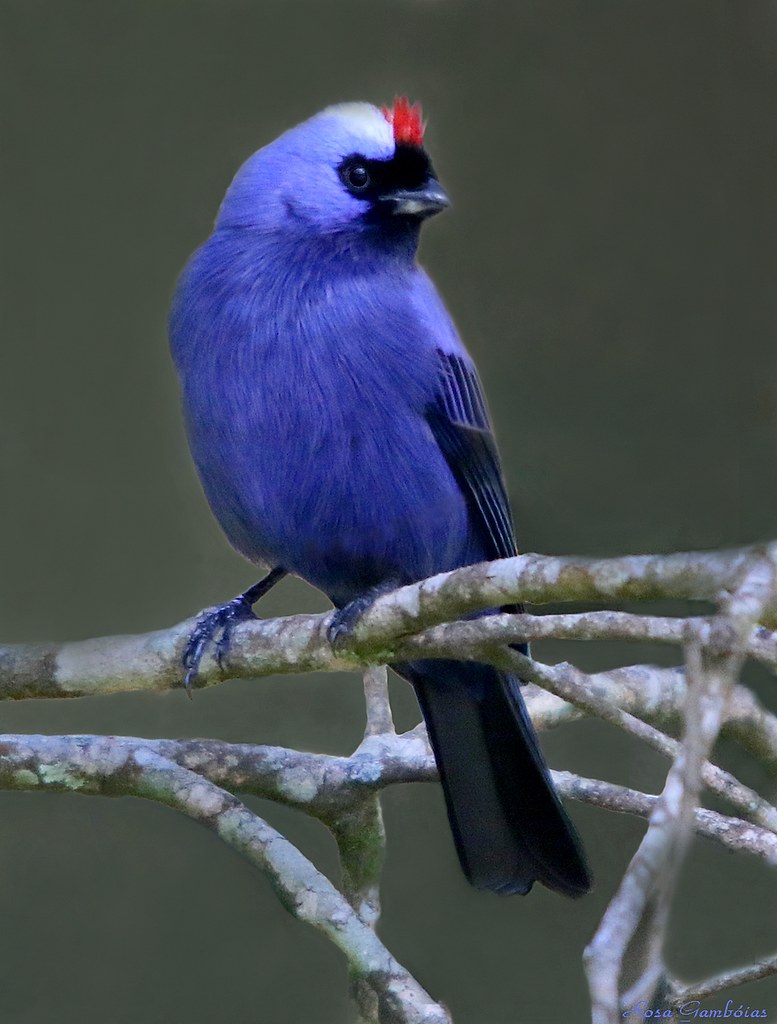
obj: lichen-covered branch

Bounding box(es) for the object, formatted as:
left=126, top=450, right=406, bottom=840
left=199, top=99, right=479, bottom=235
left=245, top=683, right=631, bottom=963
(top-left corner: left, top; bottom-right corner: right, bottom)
left=339, top=667, right=394, bottom=1023
left=0, top=715, right=775, bottom=1020
left=4, top=543, right=777, bottom=1021
left=2, top=730, right=776, bottom=863
left=345, top=544, right=777, bottom=651
left=3, top=543, right=777, bottom=701
left=551, top=771, right=777, bottom=866
left=0, top=730, right=450, bottom=1024
left=504, top=651, right=777, bottom=833
left=584, top=553, right=777, bottom=1023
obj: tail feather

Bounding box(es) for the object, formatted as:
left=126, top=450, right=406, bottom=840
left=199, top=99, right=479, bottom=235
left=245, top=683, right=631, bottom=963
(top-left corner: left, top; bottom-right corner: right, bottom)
left=396, top=659, right=591, bottom=898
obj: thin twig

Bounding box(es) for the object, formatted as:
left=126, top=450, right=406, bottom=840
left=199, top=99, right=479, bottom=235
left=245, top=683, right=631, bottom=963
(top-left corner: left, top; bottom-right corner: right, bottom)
left=583, top=553, right=777, bottom=1023
left=551, top=770, right=777, bottom=864
left=503, top=650, right=777, bottom=833
left=669, top=953, right=777, bottom=1005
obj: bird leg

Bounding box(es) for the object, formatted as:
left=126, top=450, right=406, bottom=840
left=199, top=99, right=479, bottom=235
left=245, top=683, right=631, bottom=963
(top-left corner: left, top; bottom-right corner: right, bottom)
left=182, top=566, right=287, bottom=691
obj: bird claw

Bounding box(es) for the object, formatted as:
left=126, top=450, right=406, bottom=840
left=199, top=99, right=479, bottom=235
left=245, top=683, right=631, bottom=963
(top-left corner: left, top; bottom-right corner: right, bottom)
left=327, top=581, right=399, bottom=650
left=327, top=595, right=374, bottom=650
left=182, top=596, right=256, bottom=692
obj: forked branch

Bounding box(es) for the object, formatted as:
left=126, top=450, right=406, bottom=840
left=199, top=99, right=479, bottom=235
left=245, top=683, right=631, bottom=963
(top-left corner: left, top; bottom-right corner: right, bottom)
left=3, top=542, right=777, bottom=1022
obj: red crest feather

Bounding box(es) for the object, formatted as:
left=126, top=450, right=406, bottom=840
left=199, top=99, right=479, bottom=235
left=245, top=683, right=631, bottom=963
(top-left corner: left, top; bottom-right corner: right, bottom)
left=381, top=96, right=425, bottom=148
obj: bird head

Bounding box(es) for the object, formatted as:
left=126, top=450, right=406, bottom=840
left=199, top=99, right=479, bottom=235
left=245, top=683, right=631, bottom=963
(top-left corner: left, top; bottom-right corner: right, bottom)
left=215, top=98, right=449, bottom=236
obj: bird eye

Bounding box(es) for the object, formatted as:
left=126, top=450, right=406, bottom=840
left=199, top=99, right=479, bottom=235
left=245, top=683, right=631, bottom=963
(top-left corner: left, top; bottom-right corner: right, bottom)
left=345, top=163, right=370, bottom=191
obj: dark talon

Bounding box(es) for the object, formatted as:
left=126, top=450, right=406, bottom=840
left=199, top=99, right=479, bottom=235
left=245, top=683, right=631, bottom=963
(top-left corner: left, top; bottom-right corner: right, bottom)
left=327, top=598, right=370, bottom=648
left=327, top=580, right=399, bottom=650
left=182, top=596, right=255, bottom=691
left=181, top=566, right=287, bottom=692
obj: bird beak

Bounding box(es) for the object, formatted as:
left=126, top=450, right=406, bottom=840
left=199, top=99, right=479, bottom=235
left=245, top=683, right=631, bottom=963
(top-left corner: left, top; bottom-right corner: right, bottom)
left=387, top=179, right=450, bottom=218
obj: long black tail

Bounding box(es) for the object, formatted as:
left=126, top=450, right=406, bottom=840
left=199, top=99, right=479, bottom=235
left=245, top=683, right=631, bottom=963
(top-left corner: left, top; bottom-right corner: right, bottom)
left=395, top=659, right=591, bottom=897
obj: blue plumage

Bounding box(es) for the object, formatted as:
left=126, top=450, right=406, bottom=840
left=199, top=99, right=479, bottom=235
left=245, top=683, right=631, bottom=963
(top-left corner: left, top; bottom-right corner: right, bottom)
left=172, top=233, right=471, bottom=602
left=170, top=101, right=591, bottom=897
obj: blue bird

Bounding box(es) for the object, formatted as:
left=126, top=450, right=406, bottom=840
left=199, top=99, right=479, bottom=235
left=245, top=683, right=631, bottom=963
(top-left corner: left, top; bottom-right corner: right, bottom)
left=169, top=98, right=591, bottom=898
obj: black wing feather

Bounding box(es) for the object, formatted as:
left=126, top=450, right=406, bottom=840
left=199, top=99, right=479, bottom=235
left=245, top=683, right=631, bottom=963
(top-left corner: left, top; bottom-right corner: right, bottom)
left=428, top=350, right=517, bottom=561
left=407, top=353, right=590, bottom=898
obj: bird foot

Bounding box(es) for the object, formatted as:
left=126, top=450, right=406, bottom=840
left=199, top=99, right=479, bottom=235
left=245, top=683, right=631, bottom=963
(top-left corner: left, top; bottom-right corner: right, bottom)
left=327, top=581, right=399, bottom=650
left=182, top=596, right=256, bottom=692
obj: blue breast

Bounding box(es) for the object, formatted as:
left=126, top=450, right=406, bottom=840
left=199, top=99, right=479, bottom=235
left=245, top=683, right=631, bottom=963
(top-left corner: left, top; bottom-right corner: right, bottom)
left=170, top=230, right=474, bottom=603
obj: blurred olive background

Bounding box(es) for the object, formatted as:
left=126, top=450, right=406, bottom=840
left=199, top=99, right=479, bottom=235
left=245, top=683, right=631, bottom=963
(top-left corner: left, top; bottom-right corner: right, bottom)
left=1, top=2, right=776, bottom=1022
